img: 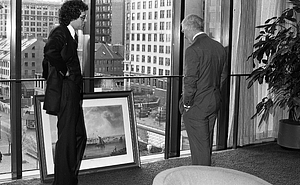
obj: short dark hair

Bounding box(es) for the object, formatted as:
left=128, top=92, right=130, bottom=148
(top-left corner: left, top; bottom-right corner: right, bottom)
left=59, top=0, right=88, bottom=26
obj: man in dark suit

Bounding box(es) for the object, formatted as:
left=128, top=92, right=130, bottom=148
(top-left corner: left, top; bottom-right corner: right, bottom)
left=179, top=14, right=228, bottom=166
left=42, top=1, right=88, bottom=184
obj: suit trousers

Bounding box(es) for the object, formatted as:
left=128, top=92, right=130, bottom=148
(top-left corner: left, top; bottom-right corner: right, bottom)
left=183, top=105, right=217, bottom=166
left=53, top=78, right=87, bottom=185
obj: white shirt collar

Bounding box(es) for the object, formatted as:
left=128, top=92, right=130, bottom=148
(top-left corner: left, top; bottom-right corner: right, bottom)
left=193, top=31, right=205, bottom=41
left=67, top=25, right=76, bottom=39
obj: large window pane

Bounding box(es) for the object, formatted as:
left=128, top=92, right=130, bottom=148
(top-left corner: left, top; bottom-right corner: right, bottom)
left=88, top=0, right=173, bottom=158
left=19, top=0, right=61, bottom=173
left=0, top=0, right=11, bottom=175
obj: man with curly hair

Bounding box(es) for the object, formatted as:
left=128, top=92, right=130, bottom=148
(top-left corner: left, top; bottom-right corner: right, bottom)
left=42, top=0, right=88, bottom=184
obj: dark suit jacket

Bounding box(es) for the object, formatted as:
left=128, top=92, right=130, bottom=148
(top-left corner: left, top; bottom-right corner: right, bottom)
left=43, top=25, right=78, bottom=115
left=179, top=33, right=228, bottom=115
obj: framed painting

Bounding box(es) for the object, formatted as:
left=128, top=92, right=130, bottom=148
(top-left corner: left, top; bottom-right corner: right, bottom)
left=34, top=91, right=140, bottom=182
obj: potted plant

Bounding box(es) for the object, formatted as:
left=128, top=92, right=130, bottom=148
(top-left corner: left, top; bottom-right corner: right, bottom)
left=247, top=0, right=300, bottom=149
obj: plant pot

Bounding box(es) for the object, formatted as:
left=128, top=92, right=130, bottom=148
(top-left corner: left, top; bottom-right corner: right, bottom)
left=277, top=119, right=300, bottom=149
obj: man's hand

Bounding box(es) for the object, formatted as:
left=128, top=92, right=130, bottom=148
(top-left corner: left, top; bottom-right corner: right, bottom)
left=184, top=105, right=190, bottom=112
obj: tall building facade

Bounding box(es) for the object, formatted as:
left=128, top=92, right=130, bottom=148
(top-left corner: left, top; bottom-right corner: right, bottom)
left=124, top=0, right=172, bottom=94
left=95, top=0, right=125, bottom=45
left=0, top=36, right=45, bottom=99
left=0, top=0, right=60, bottom=38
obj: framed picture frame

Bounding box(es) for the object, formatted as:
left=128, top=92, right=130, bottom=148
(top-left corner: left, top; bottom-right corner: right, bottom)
left=34, top=91, right=140, bottom=182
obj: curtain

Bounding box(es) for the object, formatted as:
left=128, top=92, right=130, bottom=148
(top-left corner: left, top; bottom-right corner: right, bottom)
left=228, top=0, right=288, bottom=147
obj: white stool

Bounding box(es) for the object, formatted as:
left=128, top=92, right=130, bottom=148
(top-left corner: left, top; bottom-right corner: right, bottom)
left=152, top=166, right=272, bottom=185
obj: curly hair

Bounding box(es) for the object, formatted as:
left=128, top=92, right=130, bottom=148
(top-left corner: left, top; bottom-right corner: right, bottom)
left=59, top=0, right=88, bottom=26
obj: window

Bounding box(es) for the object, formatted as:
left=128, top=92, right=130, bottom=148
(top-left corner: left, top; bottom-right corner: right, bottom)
left=153, top=67, right=157, bottom=75
left=159, top=46, right=164, bottom=53
left=148, top=23, right=152, bottom=30
left=159, top=57, right=164, bottom=65
left=160, top=10, right=164, bottom=18
left=141, top=66, right=145, bottom=73
left=159, top=69, right=163, bottom=75
left=153, top=56, right=157, bottom=64
left=159, top=34, right=164, bottom=42
left=148, top=45, right=151, bottom=52
left=149, top=1, right=152, bottom=9
left=148, top=34, right=152, bottom=41
left=148, top=12, right=152, bottom=20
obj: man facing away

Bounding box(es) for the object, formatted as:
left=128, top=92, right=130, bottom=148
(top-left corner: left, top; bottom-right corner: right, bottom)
left=42, top=0, right=88, bottom=184
left=179, top=14, right=228, bottom=166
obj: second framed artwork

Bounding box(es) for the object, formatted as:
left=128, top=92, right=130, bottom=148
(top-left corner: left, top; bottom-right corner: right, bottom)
left=34, top=91, right=140, bottom=182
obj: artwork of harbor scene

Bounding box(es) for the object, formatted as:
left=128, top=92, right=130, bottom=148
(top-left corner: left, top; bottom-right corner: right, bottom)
left=82, top=104, right=127, bottom=159
left=50, top=104, right=127, bottom=159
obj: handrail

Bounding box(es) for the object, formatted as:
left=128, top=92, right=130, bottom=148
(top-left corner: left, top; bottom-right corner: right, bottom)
left=0, top=75, right=183, bottom=82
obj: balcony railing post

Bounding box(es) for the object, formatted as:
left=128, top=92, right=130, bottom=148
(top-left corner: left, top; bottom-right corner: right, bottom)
left=10, top=0, right=23, bottom=179
left=233, top=76, right=241, bottom=149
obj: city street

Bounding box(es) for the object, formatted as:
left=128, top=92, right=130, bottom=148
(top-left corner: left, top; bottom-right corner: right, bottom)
left=0, top=110, right=39, bottom=174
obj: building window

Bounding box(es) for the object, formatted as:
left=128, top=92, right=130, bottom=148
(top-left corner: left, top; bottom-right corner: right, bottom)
left=159, top=57, right=164, bottom=65
left=148, top=34, right=152, bottom=41
left=159, top=34, right=164, bottom=42
left=147, top=56, right=151, bottom=63
left=153, top=56, right=157, bottom=64
left=148, top=45, right=151, bottom=52
left=166, top=46, right=171, bottom=54
left=142, top=34, right=146, bottom=41
left=153, top=67, right=157, bottom=75
left=165, top=58, right=171, bottom=66
left=160, top=22, right=165, bottom=30
left=137, top=13, right=140, bottom=20
left=159, top=69, right=163, bottom=75
left=141, top=66, right=145, bottom=73
left=137, top=2, right=141, bottom=9
left=148, top=12, right=152, bottom=20
left=160, top=10, right=164, bottom=18
left=149, top=1, right=152, bottom=9
left=131, top=54, right=134, bottom=61
left=159, top=46, right=164, bottom=53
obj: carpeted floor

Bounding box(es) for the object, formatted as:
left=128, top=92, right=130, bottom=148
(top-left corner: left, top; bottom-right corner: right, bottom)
left=1, top=142, right=299, bottom=185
